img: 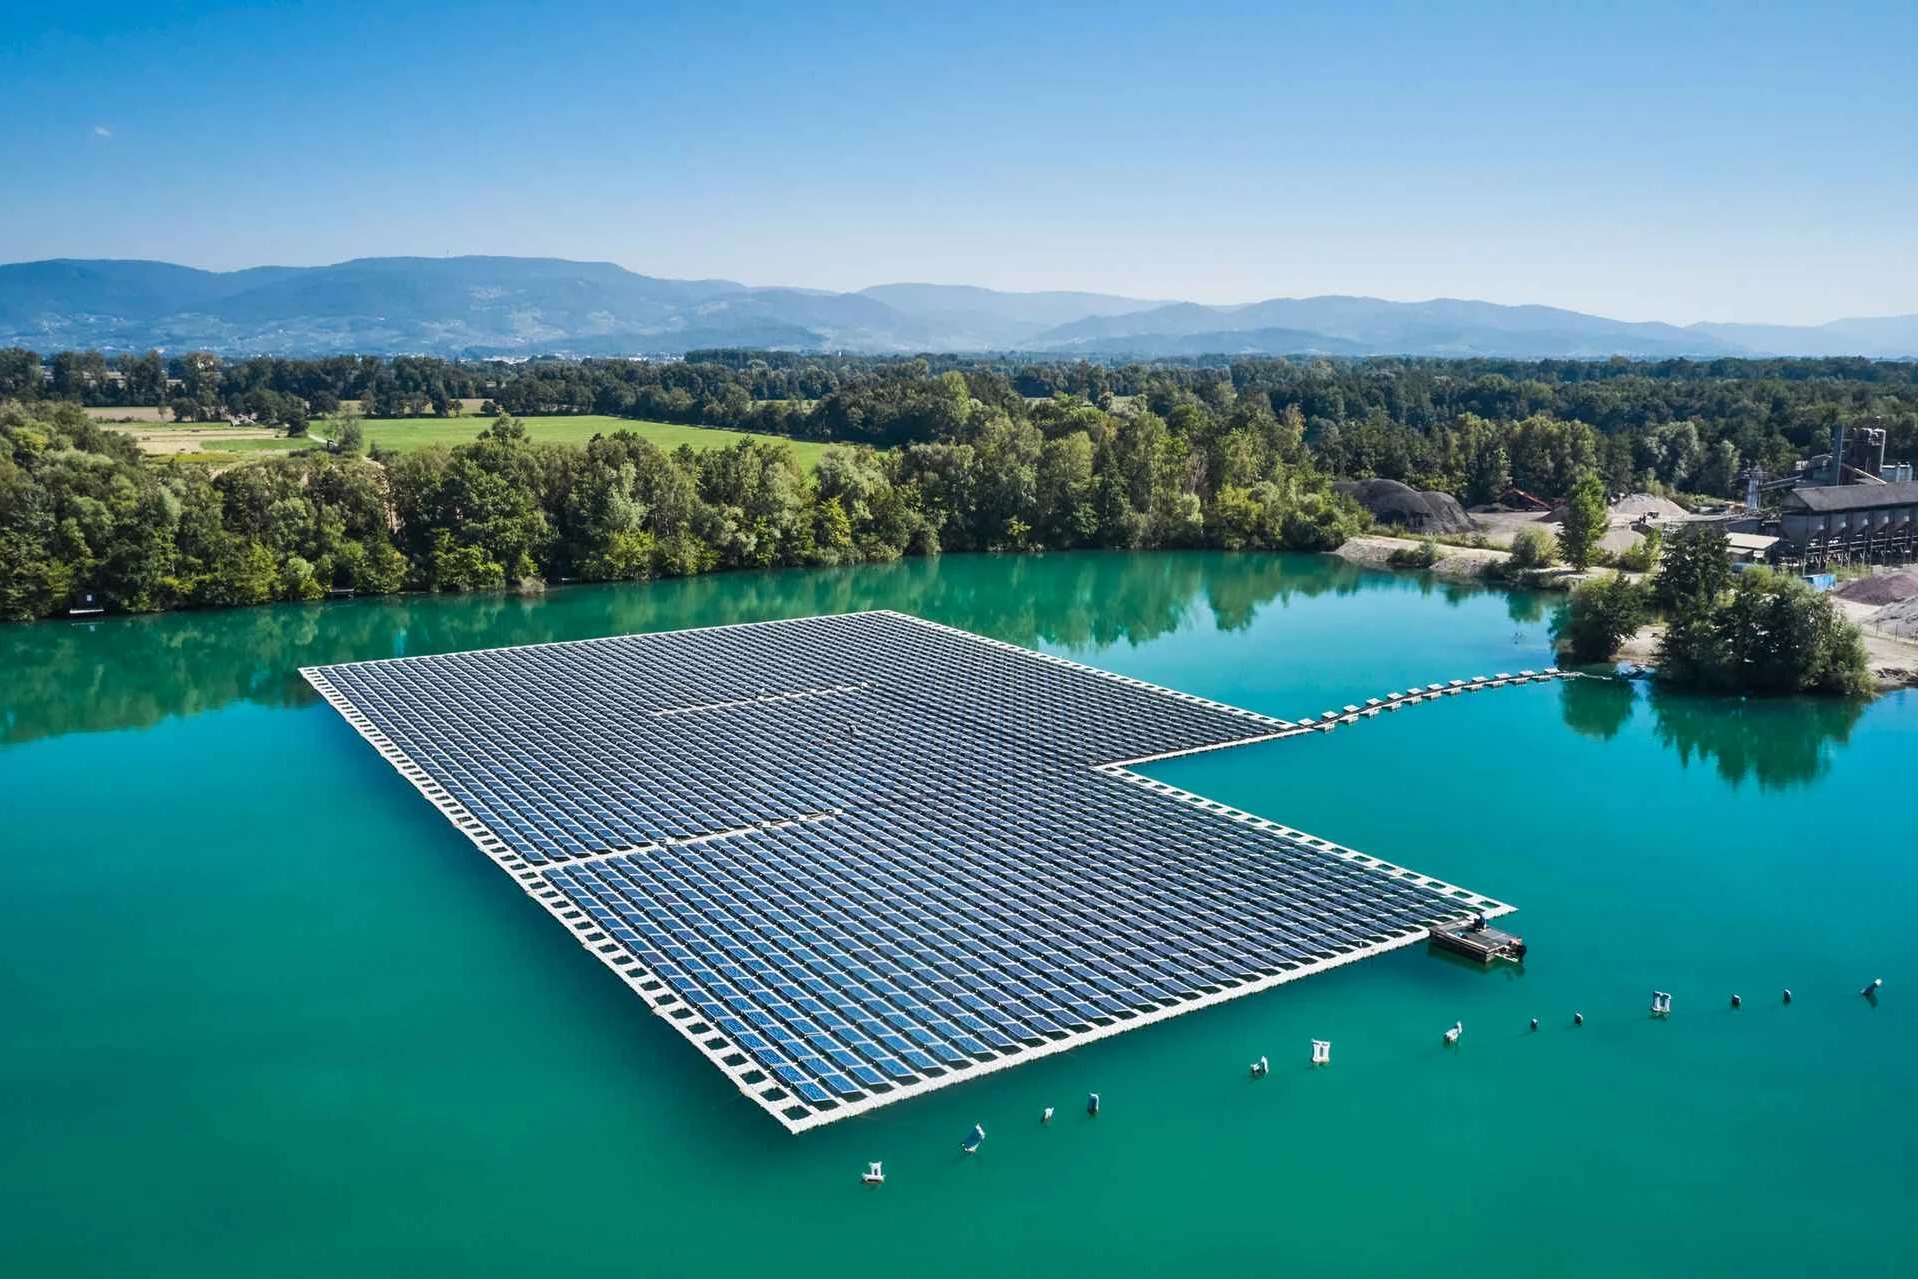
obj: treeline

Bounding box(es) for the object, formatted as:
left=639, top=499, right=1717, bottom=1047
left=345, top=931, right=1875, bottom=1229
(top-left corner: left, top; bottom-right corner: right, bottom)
left=8, top=347, right=1915, bottom=504
left=0, top=350, right=488, bottom=427
left=0, top=392, right=1361, bottom=622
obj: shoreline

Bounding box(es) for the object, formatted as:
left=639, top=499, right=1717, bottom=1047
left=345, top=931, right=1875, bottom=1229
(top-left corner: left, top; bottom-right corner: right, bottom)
left=1337, top=534, right=1918, bottom=693
left=1331, top=533, right=1582, bottom=588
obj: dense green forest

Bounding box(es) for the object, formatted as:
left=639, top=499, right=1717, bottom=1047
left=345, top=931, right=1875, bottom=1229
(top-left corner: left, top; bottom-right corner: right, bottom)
left=0, top=390, right=1358, bottom=622
left=5, top=348, right=1915, bottom=698
left=8, top=347, right=1915, bottom=503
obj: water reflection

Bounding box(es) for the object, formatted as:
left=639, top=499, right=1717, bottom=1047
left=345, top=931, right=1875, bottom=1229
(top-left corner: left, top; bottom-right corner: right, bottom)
left=1560, top=674, right=1636, bottom=742
left=1646, top=686, right=1865, bottom=792
left=3, top=552, right=1371, bottom=745
left=1557, top=676, right=1867, bottom=790
left=1506, top=592, right=1549, bottom=627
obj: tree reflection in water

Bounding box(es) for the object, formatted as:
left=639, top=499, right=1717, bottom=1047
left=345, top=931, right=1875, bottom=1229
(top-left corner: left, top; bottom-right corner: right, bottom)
left=1559, top=673, right=1637, bottom=742
left=1645, top=685, right=1864, bottom=791
left=2, top=551, right=1370, bottom=746
left=1558, top=674, right=1866, bottom=790
left=10, top=549, right=1873, bottom=796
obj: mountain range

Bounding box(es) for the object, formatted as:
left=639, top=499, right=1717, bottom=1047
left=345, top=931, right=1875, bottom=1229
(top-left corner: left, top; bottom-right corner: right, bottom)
left=3, top=256, right=1914, bottom=360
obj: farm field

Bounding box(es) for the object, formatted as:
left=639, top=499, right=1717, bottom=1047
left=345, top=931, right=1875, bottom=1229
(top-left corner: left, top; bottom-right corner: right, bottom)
left=83, top=405, right=174, bottom=423
left=96, top=422, right=292, bottom=457
left=98, top=414, right=837, bottom=466
left=201, top=436, right=311, bottom=454
left=353, top=414, right=835, bottom=465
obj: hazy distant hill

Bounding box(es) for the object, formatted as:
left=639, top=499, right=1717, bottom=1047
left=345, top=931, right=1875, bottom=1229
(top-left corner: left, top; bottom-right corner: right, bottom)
left=1, top=256, right=1912, bottom=359
left=1688, top=316, right=1918, bottom=359
left=1034, top=326, right=1374, bottom=358
left=855, top=283, right=1163, bottom=347
left=1023, top=296, right=1754, bottom=359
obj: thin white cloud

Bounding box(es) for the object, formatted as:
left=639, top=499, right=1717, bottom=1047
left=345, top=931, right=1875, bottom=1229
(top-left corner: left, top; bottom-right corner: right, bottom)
left=92, top=124, right=111, bottom=138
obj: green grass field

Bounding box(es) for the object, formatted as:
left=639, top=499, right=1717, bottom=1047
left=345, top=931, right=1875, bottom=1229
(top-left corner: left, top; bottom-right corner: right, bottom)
left=351, top=414, right=835, bottom=465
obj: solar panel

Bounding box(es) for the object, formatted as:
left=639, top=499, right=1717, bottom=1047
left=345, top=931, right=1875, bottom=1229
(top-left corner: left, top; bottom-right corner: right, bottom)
left=304, top=609, right=1510, bottom=1131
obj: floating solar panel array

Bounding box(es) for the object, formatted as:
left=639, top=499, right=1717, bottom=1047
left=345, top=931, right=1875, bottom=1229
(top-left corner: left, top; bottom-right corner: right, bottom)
left=304, top=610, right=1510, bottom=1131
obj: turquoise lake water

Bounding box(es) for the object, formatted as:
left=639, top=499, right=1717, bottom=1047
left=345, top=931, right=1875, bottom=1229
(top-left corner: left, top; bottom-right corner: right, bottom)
left=2, top=551, right=1913, bottom=1276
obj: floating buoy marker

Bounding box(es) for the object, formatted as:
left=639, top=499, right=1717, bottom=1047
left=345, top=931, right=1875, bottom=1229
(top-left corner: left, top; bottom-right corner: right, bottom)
left=1311, top=1040, right=1331, bottom=1066
left=1041, top=1107, right=1054, bottom=1124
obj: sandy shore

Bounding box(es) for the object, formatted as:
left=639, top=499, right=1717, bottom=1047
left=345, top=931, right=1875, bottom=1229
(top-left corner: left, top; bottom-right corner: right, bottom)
left=1616, top=618, right=1918, bottom=691
left=1332, top=534, right=1513, bottom=582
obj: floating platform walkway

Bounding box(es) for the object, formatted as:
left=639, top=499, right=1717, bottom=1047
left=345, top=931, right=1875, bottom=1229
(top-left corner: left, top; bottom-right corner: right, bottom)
left=303, top=610, right=1525, bottom=1133
left=1302, top=669, right=1571, bottom=730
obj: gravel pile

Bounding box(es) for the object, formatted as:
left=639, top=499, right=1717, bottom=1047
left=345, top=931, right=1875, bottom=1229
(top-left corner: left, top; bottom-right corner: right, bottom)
left=1611, top=492, right=1690, bottom=521
left=1334, top=478, right=1476, bottom=535
left=1835, top=568, right=1918, bottom=606
left=1869, top=596, right=1918, bottom=639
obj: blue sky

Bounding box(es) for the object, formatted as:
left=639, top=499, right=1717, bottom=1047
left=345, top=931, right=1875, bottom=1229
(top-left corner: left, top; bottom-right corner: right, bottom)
left=4, top=0, right=1913, bottom=323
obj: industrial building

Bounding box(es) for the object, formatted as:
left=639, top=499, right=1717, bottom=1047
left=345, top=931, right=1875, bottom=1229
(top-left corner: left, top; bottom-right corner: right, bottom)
left=1778, top=481, right=1918, bottom=567
left=1764, top=422, right=1918, bottom=568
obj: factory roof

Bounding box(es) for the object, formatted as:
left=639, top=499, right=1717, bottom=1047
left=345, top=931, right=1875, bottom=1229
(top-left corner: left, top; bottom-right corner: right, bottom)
left=1783, top=481, right=1918, bottom=513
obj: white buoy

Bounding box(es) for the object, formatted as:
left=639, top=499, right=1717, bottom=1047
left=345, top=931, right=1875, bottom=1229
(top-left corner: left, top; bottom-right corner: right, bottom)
left=1041, top=1107, right=1054, bottom=1124
left=1311, top=1039, right=1331, bottom=1065
left=1443, top=1021, right=1462, bottom=1045
left=862, top=1160, right=885, bottom=1185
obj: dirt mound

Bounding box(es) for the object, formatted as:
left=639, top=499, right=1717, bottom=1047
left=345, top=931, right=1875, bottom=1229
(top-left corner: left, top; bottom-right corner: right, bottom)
left=1836, top=568, right=1918, bottom=607
left=1611, top=492, right=1690, bottom=521
left=1334, top=478, right=1476, bottom=535
left=1869, top=596, right=1918, bottom=639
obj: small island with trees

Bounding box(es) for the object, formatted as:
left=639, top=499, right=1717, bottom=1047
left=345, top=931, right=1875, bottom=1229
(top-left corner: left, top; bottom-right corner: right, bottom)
left=1556, top=524, right=1873, bottom=696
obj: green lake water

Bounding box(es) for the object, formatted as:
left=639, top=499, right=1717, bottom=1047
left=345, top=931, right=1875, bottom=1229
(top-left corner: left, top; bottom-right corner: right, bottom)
left=2, top=551, right=1913, bottom=1277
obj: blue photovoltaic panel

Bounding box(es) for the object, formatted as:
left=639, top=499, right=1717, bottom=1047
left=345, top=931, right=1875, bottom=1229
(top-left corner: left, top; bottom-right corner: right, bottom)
left=304, top=610, right=1508, bottom=1130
